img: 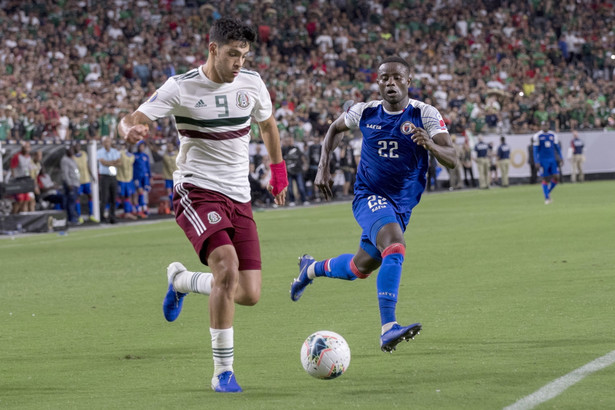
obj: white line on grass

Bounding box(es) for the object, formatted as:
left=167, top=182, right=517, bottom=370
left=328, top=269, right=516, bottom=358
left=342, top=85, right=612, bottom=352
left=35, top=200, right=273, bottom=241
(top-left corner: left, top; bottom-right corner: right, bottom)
left=503, top=349, right=615, bottom=410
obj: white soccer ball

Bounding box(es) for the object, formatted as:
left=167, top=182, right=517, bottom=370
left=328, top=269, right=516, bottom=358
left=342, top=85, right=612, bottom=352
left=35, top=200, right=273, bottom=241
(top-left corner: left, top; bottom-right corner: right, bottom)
left=300, top=330, right=351, bottom=379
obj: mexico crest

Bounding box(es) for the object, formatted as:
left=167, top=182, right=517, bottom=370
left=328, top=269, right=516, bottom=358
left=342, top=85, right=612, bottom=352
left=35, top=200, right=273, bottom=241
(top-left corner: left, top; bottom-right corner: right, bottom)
left=208, top=211, right=222, bottom=224
left=236, top=90, right=250, bottom=109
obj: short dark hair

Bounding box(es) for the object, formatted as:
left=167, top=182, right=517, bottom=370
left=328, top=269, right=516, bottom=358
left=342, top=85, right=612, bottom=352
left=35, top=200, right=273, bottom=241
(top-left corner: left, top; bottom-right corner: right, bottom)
left=209, top=17, right=257, bottom=46
left=380, top=56, right=410, bottom=69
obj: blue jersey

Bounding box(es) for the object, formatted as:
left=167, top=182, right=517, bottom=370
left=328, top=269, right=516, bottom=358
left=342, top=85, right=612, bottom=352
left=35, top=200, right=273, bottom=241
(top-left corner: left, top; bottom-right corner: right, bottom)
left=571, top=137, right=584, bottom=155
left=346, top=99, right=448, bottom=216
left=532, top=131, right=562, bottom=164
left=474, top=141, right=489, bottom=158
left=497, top=143, right=510, bottom=160
left=133, top=151, right=151, bottom=178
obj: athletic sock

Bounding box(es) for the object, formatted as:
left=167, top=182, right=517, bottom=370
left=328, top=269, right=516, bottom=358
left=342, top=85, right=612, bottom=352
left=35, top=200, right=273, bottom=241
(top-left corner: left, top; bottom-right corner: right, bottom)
left=75, top=202, right=82, bottom=217
left=542, top=181, right=550, bottom=199
left=123, top=200, right=133, bottom=213
left=313, top=254, right=361, bottom=280
left=377, top=244, right=405, bottom=326
left=548, top=179, right=557, bottom=193
left=173, top=270, right=213, bottom=295
left=210, top=327, right=234, bottom=377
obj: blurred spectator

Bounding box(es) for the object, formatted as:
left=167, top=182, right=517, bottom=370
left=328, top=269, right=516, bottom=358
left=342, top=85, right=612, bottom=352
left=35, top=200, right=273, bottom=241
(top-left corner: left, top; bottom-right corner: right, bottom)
left=60, top=146, right=81, bottom=225
left=9, top=141, right=36, bottom=213
left=73, top=143, right=97, bottom=223
left=97, top=136, right=121, bottom=224
left=116, top=146, right=137, bottom=220
left=474, top=136, right=490, bottom=189
left=497, top=136, right=511, bottom=187
left=461, top=137, right=476, bottom=188
left=570, top=130, right=585, bottom=183
left=37, top=165, right=64, bottom=210
left=282, top=135, right=308, bottom=206
left=132, top=141, right=151, bottom=218
left=447, top=135, right=463, bottom=190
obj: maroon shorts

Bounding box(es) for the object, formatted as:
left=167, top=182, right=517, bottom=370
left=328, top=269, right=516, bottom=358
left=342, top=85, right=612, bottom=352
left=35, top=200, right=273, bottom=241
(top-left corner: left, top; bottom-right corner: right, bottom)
left=173, top=183, right=261, bottom=270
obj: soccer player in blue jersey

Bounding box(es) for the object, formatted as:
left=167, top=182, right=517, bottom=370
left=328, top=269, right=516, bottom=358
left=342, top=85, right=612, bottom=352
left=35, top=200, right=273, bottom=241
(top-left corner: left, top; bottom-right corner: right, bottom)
left=132, top=141, right=151, bottom=217
left=290, top=56, right=458, bottom=353
left=532, top=123, right=563, bottom=204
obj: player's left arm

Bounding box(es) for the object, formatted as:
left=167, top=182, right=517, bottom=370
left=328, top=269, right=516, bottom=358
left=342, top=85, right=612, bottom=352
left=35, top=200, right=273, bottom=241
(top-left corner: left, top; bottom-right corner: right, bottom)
left=411, top=105, right=457, bottom=169
left=258, top=114, right=288, bottom=206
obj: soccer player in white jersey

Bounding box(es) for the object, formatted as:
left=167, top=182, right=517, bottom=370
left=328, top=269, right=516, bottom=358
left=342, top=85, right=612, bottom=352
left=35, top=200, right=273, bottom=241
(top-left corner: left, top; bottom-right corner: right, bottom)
left=118, top=18, right=288, bottom=393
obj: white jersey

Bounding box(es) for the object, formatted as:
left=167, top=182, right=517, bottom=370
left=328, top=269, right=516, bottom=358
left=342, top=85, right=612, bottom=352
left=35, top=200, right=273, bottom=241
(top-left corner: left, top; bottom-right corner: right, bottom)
left=137, top=66, right=272, bottom=202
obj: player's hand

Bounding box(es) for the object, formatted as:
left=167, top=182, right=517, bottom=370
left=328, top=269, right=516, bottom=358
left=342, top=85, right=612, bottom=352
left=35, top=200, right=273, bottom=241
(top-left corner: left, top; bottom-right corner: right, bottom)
left=314, top=168, right=334, bottom=201
left=268, top=161, right=288, bottom=206
left=125, top=124, right=148, bottom=144
left=410, top=124, right=432, bottom=149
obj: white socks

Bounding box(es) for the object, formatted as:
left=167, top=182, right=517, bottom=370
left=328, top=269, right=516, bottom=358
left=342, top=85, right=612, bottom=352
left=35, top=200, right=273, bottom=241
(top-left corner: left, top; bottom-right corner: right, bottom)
left=307, top=262, right=316, bottom=280
left=210, top=327, right=234, bottom=377
left=173, top=270, right=213, bottom=295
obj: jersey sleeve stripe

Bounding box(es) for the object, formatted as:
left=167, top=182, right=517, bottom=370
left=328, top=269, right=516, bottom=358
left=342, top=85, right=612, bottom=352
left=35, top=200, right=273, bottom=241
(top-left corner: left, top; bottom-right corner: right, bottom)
left=175, top=115, right=251, bottom=128
left=178, top=125, right=251, bottom=141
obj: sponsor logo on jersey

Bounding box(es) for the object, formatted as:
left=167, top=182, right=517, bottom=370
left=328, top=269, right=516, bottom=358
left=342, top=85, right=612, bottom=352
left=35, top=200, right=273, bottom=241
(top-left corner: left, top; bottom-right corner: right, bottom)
left=194, top=99, right=207, bottom=108
left=236, top=91, right=250, bottom=109
left=400, top=121, right=414, bottom=134
left=148, top=92, right=158, bottom=103
left=366, top=124, right=382, bottom=130
left=208, top=211, right=222, bottom=224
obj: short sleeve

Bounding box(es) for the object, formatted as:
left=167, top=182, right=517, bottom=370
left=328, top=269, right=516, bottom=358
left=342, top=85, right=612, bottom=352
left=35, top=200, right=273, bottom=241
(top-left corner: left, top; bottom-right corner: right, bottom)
left=251, top=76, right=273, bottom=123
left=137, top=78, right=181, bottom=121
left=344, top=102, right=366, bottom=130
left=420, top=104, right=449, bottom=138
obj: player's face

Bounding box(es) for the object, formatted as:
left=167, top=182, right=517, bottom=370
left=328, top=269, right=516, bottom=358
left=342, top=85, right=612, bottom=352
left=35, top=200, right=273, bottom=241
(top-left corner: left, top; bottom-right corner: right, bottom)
left=377, top=63, right=410, bottom=108
left=211, top=40, right=251, bottom=83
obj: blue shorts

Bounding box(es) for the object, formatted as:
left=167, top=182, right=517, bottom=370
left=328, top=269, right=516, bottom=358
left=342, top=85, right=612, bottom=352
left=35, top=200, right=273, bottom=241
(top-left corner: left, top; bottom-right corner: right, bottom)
left=119, top=181, right=135, bottom=197
left=78, top=183, right=92, bottom=196
left=540, top=160, right=559, bottom=177
left=352, top=193, right=411, bottom=261
left=165, top=179, right=174, bottom=190
left=133, top=175, right=150, bottom=191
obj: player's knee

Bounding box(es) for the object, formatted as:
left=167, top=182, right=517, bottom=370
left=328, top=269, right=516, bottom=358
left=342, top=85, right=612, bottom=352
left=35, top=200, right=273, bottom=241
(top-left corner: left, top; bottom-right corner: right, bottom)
left=350, top=259, right=373, bottom=279
left=239, top=286, right=260, bottom=306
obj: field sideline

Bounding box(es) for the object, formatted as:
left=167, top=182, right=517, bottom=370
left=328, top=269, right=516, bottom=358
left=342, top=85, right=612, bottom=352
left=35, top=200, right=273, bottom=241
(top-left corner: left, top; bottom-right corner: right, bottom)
left=1, top=181, right=614, bottom=409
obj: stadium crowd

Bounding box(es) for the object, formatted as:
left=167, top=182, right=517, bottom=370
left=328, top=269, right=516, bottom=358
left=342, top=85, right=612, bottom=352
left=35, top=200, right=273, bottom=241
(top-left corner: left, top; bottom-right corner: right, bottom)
left=1, top=0, right=615, bottom=210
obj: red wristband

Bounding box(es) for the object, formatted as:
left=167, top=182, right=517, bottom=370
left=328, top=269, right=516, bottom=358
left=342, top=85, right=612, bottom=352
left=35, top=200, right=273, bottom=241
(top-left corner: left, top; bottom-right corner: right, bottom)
left=269, top=161, right=288, bottom=196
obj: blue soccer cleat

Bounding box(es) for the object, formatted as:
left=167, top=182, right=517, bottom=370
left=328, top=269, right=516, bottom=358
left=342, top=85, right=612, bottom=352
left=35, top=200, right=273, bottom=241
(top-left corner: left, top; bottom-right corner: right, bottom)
left=290, top=254, right=315, bottom=301
left=162, top=262, right=188, bottom=322
left=211, top=371, right=243, bottom=393
left=380, top=323, right=422, bottom=353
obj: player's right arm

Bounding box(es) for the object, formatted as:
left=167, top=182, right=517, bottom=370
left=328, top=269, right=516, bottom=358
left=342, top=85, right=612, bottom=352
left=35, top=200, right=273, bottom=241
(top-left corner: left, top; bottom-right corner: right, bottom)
left=315, top=114, right=350, bottom=200
left=119, top=78, right=180, bottom=144
left=118, top=111, right=153, bottom=145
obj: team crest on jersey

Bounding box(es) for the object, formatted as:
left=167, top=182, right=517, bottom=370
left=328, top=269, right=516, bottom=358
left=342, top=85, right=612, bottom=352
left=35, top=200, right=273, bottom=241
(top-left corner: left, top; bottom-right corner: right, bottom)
left=236, top=91, right=250, bottom=109
left=207, top=211, right=222, bottom=224
left=400, top=121, right=414, bottom=134
left=147, top=91, right=158, bottom=103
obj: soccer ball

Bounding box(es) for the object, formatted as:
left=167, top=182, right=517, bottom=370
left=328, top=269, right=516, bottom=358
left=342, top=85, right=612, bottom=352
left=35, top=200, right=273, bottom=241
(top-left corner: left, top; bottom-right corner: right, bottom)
left=300, top=330, right=351, bottom=379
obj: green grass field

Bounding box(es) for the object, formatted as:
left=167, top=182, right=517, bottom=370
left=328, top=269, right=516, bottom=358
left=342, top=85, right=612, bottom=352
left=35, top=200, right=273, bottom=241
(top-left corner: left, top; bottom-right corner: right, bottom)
left=2, top=181, right=614, bottom=409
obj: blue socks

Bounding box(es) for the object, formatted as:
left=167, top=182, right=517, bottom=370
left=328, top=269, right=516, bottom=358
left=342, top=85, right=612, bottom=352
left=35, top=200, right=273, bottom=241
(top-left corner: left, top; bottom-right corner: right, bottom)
left=542, top=181, right=550, bottom=199
left=314, top=254, right=357, bottom=280
left=377, top=244, right=405, bottom=326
